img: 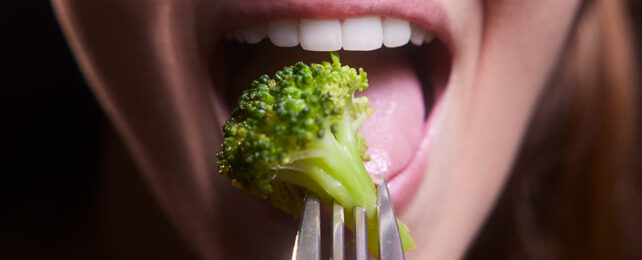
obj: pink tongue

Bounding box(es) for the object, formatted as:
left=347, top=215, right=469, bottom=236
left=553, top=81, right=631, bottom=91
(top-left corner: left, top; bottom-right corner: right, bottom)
left=348, top=53, right=425, bottom=180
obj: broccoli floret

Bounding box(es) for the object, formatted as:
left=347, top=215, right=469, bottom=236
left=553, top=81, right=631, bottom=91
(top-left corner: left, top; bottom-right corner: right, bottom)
left=217, top=52, right=415, bottom=257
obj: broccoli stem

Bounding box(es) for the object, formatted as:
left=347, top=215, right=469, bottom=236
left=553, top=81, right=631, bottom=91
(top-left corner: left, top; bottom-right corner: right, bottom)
left=274, top=109, right=418, bottom=258
left=274, top=114, right=375, bottom=212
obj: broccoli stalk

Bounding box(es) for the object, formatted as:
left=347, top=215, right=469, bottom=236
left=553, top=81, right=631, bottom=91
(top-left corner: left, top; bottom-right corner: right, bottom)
left=217, top=52, right=415, bottom=257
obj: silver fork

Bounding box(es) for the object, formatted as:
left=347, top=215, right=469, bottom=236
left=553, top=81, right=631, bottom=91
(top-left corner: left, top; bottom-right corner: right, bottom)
left=292, top=180, right=405, bottom=260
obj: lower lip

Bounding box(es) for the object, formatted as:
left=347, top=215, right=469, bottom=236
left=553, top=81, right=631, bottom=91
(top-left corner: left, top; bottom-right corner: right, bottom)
left=386, top=97, right=443, bottom=214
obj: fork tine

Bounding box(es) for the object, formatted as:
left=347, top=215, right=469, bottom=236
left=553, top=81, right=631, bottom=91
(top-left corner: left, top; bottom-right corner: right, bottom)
left=292, top=193, right=320, bottom=260
left=378, top=181, right=405, bottom=260
left=293, top=184, right=405, bottom=260
left=332, top=201, right=345, bottom=260
left=354, top=206, right=368, bottom=260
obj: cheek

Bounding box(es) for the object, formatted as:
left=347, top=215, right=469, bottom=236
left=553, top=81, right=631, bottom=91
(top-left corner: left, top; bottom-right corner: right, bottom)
left=403, top=1, right=582, bottom=258
left=481, top=0, right=581, bottom=69
left=465, top=0, right=583, bottom=184
left=474, top=0, right=582, bottom=113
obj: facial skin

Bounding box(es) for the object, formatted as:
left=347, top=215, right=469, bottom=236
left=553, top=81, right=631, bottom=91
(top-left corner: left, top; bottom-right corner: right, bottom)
left=52, top=0, right=582, bottom=259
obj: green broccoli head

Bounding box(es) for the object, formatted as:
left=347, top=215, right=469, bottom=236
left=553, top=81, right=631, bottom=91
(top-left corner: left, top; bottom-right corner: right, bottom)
left=217, top=53, right=415, bottom=257
left=217, top=52, right=371, bottom=207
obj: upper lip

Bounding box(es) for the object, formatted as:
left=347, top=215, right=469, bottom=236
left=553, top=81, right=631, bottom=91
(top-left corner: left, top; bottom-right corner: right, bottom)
left=211, top=0, right=452, bottom=52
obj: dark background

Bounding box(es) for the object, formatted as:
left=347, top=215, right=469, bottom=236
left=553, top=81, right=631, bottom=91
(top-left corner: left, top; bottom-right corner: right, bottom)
left=0, top=1, right=193, bottom=259
left=0, top=1, right=105, bottom=258
left=1, top=1, right=640, bottom=259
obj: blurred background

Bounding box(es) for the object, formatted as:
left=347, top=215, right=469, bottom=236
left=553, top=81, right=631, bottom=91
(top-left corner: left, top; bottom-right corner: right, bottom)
left=1, top=1, right=641, bottom=259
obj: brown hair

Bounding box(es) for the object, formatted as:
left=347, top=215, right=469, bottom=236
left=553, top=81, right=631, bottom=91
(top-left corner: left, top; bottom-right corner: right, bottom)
left=466, top=0, right=641, bottom=259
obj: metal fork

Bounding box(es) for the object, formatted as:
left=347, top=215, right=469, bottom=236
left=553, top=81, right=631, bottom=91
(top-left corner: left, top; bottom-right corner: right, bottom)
left=292, top=180, right=405, bottom=260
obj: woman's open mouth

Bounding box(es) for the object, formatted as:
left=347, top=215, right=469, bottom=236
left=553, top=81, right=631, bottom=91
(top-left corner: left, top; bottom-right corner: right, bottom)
left=208, top=0, right=453, bottom=214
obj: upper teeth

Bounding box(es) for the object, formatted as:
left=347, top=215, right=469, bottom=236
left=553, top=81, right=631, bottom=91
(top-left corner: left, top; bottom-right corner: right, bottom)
left=227, top=17, right=434, bottom=51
